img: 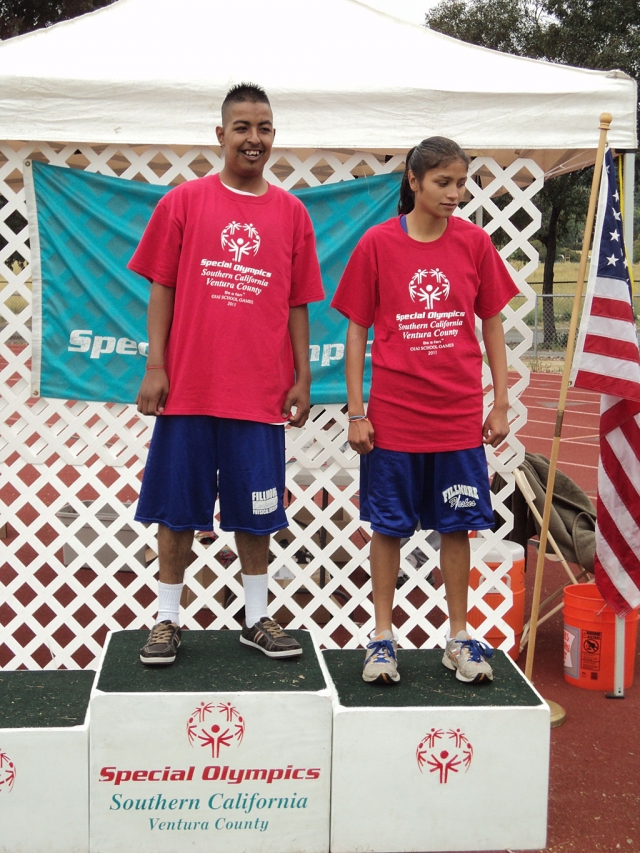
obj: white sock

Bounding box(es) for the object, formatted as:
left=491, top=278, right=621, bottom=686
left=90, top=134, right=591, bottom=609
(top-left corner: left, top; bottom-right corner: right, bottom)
left=242, top=573, right=269, bottom=628
left=157, top=581, right=183, bottom=625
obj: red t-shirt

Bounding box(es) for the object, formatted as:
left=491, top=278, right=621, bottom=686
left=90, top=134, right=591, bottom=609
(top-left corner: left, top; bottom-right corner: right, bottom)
left=331, top=215, right=519, bottom=452
left=128, top=175, right=324, bottom=422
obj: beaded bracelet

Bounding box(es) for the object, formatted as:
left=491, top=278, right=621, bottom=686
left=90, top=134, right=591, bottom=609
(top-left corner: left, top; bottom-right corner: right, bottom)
left=348, top=415, right=368, bottom=422
left=145, top=364, right=165, bottom=371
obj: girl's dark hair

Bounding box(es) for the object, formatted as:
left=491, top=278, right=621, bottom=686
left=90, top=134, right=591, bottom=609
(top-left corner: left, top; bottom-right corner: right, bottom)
left=398, top=137, right=470, bottom=215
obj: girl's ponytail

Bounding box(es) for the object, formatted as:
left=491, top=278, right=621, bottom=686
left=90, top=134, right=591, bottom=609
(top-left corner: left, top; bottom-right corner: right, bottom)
left=398, top=147, right=417, bottom=215
left=398, top=137, right=470, bottom=216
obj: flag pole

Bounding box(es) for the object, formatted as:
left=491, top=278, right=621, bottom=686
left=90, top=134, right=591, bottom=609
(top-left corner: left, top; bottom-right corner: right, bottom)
left=607, top=615, right=626, bottom=698
left=524, top=113, right=612, bottom=699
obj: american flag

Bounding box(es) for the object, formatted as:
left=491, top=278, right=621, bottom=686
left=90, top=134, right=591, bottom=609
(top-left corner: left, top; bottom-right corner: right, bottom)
left=571, top=148, right=640, bottom=616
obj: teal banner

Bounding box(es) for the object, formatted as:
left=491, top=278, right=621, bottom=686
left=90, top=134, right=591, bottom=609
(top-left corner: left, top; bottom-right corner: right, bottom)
left=27, top=161, right=401, bottom=404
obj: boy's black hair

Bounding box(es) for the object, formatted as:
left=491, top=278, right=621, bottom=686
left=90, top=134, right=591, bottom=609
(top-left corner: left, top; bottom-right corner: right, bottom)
left=398, top=137, right=470, bottom=215
left=221, top=83, right=271, bottom=122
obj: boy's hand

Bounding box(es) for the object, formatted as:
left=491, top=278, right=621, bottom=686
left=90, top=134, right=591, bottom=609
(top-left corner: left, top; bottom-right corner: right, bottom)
left=482, top=405, right=509, bottom=447
left=136, top=369, right=169, bottom=416
left=282, top=380, right=311, bottom=427
left=348, top=419, right=375, bottom=454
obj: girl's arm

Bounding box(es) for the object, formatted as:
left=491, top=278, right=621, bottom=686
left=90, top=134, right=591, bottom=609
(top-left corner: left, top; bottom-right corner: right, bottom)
left=282, top=304, right=312, bottom=427
left=136, top=282, right=175, bottom=416
left=346, top=320, right=375, bottom=454
left=481, top=313, right=510, bottom=447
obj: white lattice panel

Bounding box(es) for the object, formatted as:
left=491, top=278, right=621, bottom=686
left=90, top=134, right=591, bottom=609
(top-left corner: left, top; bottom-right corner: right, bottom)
left=0, top=141, right=539, bottom=669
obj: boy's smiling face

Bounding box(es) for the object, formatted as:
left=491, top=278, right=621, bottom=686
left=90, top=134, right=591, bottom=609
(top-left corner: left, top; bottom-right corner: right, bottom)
left=216, top=101, right=275, bottom=190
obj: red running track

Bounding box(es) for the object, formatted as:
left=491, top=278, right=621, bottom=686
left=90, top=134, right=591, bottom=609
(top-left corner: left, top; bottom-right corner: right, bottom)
left=514, top=371, right=600, bottom=502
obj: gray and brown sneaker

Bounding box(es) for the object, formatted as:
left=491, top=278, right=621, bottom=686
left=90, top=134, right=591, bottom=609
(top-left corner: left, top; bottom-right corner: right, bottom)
left=442, top=630, right=494, bottom=683
left=140, top=620, right=182, bottom=665
left=240, top=617, right=302, bottom=658
left=362, top=630, right=400, bottom=684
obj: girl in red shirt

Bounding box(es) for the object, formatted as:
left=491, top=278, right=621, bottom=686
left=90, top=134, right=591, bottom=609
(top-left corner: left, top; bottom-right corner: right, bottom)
left=332, top=137, right=518, bottom=685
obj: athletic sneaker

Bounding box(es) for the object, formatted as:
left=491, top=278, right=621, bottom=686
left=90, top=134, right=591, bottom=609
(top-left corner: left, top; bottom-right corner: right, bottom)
left=442, top=630, right=494, bottom=683
left=362, top=630, right=400, bottom=684
left=240, top=617, right=302, bottom=658
left=139, top=620, right=182, bottom=665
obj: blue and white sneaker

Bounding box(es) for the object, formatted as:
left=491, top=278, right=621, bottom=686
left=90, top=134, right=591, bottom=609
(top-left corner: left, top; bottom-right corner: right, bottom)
left=362, top=630, right=400, bottom=684
left=443, top=631, right=494, bottom=683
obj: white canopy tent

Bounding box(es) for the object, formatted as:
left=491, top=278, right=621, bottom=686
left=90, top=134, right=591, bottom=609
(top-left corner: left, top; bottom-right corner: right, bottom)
left=0, top=0, right=636, bottom=175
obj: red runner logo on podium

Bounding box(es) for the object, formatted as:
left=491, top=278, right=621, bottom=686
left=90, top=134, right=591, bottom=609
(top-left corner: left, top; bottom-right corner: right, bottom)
left=0, top=747, right=16, bottom=792
left=187, top=701, right=245, bottom=758
left=416, top=727, right=473, bottom=784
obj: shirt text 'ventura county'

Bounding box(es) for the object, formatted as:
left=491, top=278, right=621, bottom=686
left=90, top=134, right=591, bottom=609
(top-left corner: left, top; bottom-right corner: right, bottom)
left=331, top=215, right=519, bottom=452
left=128, top=175, right=324, bottom=422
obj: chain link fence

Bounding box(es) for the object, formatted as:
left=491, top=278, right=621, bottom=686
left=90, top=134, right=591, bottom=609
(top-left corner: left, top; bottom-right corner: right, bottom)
left=507, top=280, right=640, bottom=361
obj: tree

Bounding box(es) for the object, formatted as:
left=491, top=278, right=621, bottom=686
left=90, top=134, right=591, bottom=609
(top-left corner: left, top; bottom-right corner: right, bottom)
left=0, top=0, right=116, bottom=40
left=543, top=0, right=640, bottom=82
left=427, top=0, right=640, bottom=95
left=537, top=170, right=591, bottom=344
left=426, top=0, right=639, bottom=345
left=425, top=0, right=545, bottom=55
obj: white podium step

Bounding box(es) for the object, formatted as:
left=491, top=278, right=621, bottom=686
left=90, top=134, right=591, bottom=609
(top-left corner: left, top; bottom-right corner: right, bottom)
left=324, top=649, right=550, bottom=853
left=0, top=670, right=94, bottom=853
left=89, top=629, right=332, bottom=853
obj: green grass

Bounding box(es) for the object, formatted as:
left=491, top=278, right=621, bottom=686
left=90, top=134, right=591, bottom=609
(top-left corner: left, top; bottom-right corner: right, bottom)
left=509, top=261, right=640, bottom=332
left=0, top=276, right=31, bottom=314
left=525, top=260, right=640, bottom=289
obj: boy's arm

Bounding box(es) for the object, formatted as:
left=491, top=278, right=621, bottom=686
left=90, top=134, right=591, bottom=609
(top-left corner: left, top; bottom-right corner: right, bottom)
left=346, top=320, right=375, bottom=454
left=282, top=304, right=312, bottom=427
left=136, top=282, right=175, bottom=416
left=481, top=312, right=510, bottom=447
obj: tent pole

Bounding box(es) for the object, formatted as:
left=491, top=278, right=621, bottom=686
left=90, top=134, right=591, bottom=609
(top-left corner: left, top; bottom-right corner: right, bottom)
left=622, top=152, right=635, bottom=267
left=524, top=113, right=612, bottom=692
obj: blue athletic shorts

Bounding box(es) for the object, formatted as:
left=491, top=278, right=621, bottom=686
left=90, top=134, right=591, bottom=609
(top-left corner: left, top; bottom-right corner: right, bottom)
left=359, top=446, right=494, bottom=537
left=135, top=416, right=287, bottom=535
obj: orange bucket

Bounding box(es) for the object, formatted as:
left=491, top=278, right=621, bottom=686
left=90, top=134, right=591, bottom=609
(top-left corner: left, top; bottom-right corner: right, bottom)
left=563, top=583, right=639, bottom=691
left=468, top=541, right=525, bottom=660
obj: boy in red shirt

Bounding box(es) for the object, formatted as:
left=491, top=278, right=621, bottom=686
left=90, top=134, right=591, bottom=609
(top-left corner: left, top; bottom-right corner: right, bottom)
left=332, top=137, right=518, bottom=685
left=129, top=83, right=324, bottom=664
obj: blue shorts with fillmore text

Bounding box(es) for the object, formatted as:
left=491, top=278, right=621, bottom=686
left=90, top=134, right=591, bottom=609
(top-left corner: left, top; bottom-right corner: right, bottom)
left=359, top=446, right=494, bottom=538
left=135, top=415, right=287, bottom=535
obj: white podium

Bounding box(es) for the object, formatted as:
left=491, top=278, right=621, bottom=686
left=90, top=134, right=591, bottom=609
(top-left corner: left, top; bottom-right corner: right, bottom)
left=0, top=670, right=94, bottom=853
left=325, top=649, right=550, bottom=853
left=89, top=629, right=332, bottom=853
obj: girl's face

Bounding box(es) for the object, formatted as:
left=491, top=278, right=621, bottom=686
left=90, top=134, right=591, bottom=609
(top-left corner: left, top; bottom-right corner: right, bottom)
left=409, top=158, right=468, bottom=220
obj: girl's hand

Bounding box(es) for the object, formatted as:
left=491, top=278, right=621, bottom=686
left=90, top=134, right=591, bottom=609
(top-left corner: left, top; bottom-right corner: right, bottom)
left=348, top=418, right=375, bottom=454
left=482, top=405, right=509, bottom=447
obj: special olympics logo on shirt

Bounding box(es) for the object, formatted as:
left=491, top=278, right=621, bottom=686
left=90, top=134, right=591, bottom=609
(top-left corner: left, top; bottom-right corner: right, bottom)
left=221, top=221, right=261, bottom=262
left=187, top=701, right=245, bottom=758
left=0, top=747, right=16, bottom=793
left=409, top=268, right=451, bottom=310
left=416, top=727, right=473, bottom=784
